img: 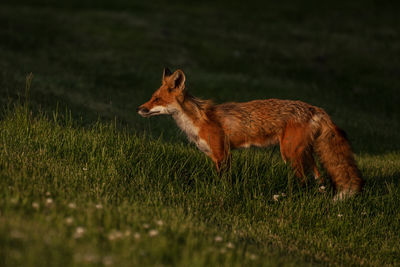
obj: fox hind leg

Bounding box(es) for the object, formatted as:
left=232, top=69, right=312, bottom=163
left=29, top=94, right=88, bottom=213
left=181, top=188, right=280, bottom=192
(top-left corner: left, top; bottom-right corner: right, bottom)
left=280, top=121, right=320, bottom=184
left=309, top=153, right=323, bottom=184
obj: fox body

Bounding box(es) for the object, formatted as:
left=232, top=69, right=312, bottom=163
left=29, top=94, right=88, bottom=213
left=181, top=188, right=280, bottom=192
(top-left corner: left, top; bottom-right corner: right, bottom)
left=137, top=68, right=364, bottom=200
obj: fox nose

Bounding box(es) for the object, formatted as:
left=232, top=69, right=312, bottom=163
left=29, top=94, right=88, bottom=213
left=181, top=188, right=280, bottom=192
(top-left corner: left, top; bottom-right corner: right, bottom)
left=137, top=106, right=149, bottom=113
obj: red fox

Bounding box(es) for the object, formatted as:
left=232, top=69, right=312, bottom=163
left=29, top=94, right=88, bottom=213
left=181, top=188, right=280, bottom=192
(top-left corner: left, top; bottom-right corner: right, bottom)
left=137, top=68, right=364, bottom=200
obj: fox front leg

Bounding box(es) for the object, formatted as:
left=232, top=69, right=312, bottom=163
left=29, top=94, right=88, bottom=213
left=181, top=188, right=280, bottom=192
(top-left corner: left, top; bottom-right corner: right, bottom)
left=209, top=149, right=231, bottom=175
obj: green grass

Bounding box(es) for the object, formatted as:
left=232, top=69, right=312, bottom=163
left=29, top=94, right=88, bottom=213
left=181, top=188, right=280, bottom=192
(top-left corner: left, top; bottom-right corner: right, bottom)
left=1, top=101, right=400, bottom=266
left=0, top=101, right=400, bottom=266
left=1, top=0, right=400, bottom=266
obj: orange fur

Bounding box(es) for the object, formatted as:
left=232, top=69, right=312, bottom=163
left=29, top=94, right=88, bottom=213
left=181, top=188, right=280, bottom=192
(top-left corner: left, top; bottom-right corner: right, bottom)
left=138, top=68, right=364, bottom=200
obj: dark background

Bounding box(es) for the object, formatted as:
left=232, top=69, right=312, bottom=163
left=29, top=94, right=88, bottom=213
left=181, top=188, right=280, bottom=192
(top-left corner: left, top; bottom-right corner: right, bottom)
left=1, top=0, right=400, bottom=153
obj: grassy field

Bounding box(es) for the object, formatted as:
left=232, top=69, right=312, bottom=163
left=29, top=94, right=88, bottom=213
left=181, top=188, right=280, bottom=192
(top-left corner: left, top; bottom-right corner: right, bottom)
left=1, top=1, right=400, bottom=266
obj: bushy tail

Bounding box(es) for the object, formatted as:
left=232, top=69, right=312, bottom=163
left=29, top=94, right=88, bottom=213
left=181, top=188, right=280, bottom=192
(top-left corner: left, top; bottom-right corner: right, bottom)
left=314, top=115, right=364, bottom=200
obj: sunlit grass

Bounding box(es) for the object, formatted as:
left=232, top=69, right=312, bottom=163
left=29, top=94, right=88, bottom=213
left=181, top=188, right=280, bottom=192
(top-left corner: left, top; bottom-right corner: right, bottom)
left=1, top=100, right=399, bottom=266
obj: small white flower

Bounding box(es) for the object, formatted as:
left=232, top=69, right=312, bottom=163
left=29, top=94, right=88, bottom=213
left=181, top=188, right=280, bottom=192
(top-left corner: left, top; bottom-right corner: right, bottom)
left=281, top=192, right=286, bottom=197
left=83, top=167, right=88, bottom=171
left=32, top=202, right=40, bottom=210
left=319, top=186, right=326, bottom=193
left=134, top=232, right=141, bottom=240
left=273, top=194, right=280, bottom=202
left=114, top=231, right=123, bottom=239
left=361, top=211, right=367, bottom=216
left=226, top=242, right=235, bottom=249
left=337, top=213, right=343, bottom=218
left=10, top=230, right=25, bottom=239
left=156, top=220, right=164, bottom=226
left=108, top=230, right=123, bottom=241
left=249, top=253, right=258, bottom=260
left=65, top=217, right=74, bottom=225
left=45, top=191, right=51, bottom=197
left=95, top=204, right=103, bottom=209
left=214, top=236, right=223, bottom=242
left=82, top=253, right=98, bottom=263
left=73, top=227, right=85, bottom=239
left=102, top=256, right=113, bottom=266
left=124, top=230, right=131, bottom=237
left=46, top=198, right=53, bottom=206
left=148, top=229, right=159, bottom=237
left=143, top=223, right=150, bottom=229
left=68, top=203, right=76, bottom=209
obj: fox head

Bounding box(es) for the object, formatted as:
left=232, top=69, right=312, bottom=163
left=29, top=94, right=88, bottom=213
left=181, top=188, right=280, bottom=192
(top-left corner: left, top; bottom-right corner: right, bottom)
left=137, top=68, right=186, bottom=117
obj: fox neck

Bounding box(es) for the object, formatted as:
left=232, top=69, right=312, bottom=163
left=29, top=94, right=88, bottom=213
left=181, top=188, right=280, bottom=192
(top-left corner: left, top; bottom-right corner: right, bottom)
left=171, top=94, right=210, bottom=144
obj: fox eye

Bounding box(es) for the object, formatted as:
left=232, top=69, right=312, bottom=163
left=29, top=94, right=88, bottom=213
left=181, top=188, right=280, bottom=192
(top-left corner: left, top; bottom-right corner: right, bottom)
left=154, top=97, right=160, bottom=102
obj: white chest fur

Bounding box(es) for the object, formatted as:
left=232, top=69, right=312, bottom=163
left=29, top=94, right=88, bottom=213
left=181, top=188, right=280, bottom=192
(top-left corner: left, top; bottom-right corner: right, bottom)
left=173, top=112, right=198, bottom=142
left=172, top=112, right=211, bottom=154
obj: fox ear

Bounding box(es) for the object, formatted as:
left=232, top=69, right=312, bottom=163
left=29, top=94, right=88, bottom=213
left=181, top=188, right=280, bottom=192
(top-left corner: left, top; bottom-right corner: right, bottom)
left=171, top=69, right=186, bottom=91
left=162, top=67, right=172, bottom=80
